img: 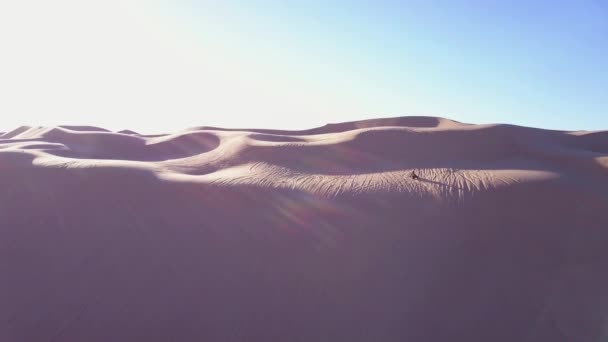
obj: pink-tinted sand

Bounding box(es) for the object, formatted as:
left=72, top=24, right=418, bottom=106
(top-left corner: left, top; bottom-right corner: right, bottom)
left=1, top=116, right=607, bottom=341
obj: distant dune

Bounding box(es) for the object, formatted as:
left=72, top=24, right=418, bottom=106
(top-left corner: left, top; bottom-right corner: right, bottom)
left=1, top=116, right=607, bottom=341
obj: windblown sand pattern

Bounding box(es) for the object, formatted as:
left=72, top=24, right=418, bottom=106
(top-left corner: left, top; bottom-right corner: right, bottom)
left=1, top=116, right=607, bottom=341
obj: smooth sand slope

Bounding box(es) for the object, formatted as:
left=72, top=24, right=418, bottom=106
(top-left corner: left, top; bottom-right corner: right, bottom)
left=1, top=116, right=607, bottom=341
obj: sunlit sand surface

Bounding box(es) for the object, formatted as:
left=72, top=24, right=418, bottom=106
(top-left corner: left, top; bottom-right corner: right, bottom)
left=1, top=116, right=607, bottom=341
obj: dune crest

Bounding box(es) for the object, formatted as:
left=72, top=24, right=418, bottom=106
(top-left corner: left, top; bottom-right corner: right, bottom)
left=1, top=116, right=607, bottom=341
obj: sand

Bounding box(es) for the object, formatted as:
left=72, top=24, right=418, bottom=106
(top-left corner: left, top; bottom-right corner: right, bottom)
left=1, top=116, right=607, bottom=341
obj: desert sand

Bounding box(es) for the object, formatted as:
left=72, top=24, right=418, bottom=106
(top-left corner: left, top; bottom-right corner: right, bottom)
left=1, top=116, right=607, bottom=341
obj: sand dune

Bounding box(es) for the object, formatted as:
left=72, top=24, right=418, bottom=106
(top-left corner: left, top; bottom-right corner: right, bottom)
left=1, top=116, right=607, bottom=341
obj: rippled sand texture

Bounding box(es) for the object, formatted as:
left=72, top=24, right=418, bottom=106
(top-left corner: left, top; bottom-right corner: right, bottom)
left=1, top=116, right=607, bottom=341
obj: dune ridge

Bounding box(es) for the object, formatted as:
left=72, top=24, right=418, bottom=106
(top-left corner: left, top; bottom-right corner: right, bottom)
left=1, top=116, right=607, bottom=341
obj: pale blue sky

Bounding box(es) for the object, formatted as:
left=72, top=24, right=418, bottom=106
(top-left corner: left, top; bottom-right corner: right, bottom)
left=0, top=1, right=606, bottom=132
